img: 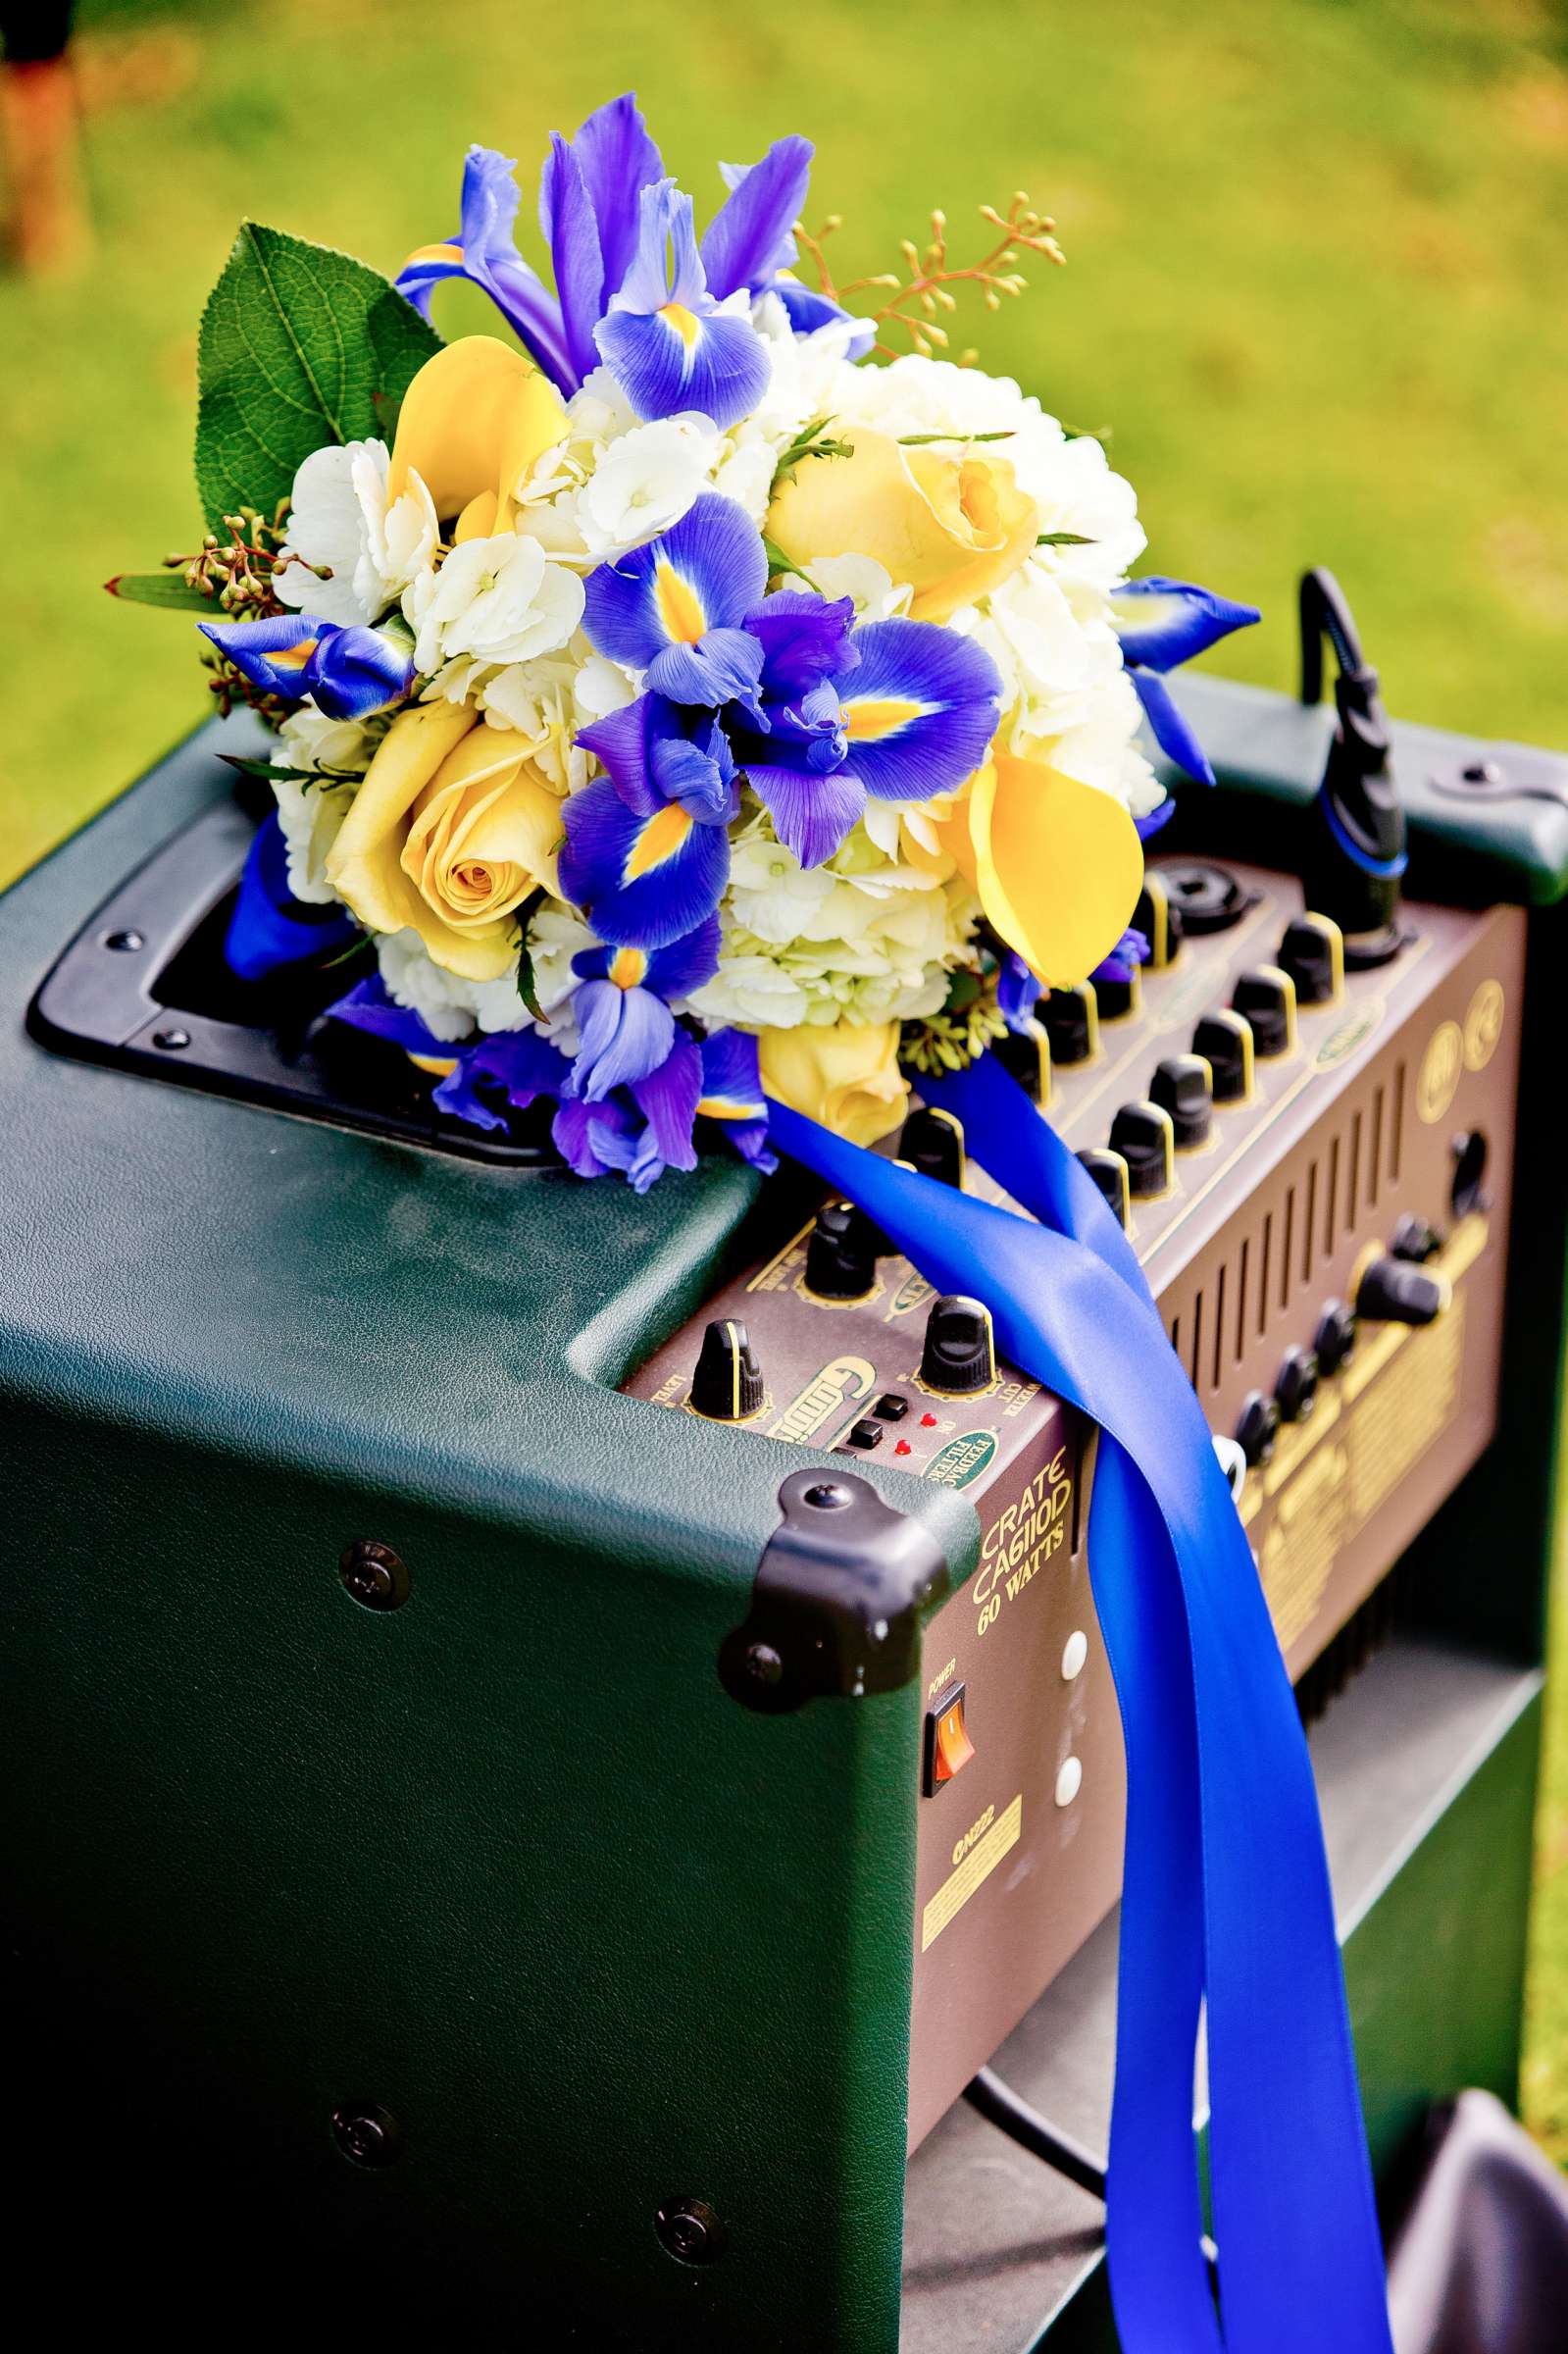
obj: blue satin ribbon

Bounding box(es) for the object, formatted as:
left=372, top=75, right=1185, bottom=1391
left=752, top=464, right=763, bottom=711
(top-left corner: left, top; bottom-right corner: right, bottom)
left=768, top=1052, right=1392, bottom=2354
left=224, top=811, right=360, bottom=983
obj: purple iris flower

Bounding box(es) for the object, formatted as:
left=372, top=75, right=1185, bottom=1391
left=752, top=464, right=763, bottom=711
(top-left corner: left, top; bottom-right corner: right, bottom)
left=566, top=921, right=721, bottom=1100
left=696, top=1028, right=778, bottom=1172
left=564, top=499, right=1002, bottom=946
left=1109, top=576, right=1261, bottom=787
left=396, top=97, right=835, bottom=426
left=552, top=1027, right=703, bottom=1189
left=1092, top=927, right=1150, bottom=988
left=996, top=950, right=1043, bottom=1032
left=596, top=179, right=772, bottom=432
left=328, top=978, right=570, bottom=1133
left=396, top=145, right=577, bottom=390
left=198, top=615, right=414, bottom=722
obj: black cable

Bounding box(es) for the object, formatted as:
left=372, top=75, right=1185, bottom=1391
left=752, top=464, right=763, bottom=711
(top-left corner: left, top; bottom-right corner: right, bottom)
left=1298, top=566, right=1368, bottom=706
left=963, top=2067, right=1108, bottom=2202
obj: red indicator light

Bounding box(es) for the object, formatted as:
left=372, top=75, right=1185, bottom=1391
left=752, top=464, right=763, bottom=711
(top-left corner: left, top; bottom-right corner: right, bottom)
left=894, top=1439, right=912, bottom=1456
left=920, top=1411, right=937, bottom=1428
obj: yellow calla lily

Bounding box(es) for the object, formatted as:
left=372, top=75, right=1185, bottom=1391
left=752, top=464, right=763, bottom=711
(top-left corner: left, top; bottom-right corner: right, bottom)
left=766, top=426, right=1038, bottom=623
left=940, top=751, right=1144, bottom=987
left=386, top=335, right=568, bottom=541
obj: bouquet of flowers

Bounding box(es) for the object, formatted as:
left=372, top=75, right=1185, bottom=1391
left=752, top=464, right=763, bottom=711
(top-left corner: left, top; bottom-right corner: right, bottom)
left=110, top=93, right=1256, bottom=1188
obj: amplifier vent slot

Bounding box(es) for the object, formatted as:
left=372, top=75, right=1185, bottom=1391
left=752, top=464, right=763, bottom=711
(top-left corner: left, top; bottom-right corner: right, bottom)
left=1391, top=1060, right=1407, bottom=1184
left=1236, top=1238, right=1251, bottom=1362
left=1258, top=1213, right=1274, bottom=1334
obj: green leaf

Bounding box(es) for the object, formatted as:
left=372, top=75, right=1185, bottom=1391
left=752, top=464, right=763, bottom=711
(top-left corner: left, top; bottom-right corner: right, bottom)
left=1036, top=531, right=1095, bottom=547
left=770, top=413, right=854, bottom=490
left=515, top=885, right=549, bottom=1022
left=195, top=222, right=442, bottom=529
left=762, top=535, right=821, bottom=592
left=103, top=569, right=218, bottom=612
left=897, top=430, right=1016, bottom=445
left=217, top=755, right=364, bottom=790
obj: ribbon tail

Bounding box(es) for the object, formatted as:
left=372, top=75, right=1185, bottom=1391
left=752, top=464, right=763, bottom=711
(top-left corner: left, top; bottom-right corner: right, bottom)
left=224, top=812, right=361, bottom=983
left=767, top=1077, right=1392, bottom=2354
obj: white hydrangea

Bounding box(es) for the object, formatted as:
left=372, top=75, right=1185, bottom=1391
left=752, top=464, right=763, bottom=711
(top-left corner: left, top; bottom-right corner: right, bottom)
left=269, top=707, right=377, bottom=903
left=376, top=900, right=595, bottom=1042
left=403, top=532, right=585, bottom=676
left=274, top=439, right=437, bottom=627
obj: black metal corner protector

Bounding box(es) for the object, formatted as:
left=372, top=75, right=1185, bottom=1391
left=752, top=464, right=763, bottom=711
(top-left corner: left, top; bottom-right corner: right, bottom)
left=719, top=1469, right=949, bottom=1714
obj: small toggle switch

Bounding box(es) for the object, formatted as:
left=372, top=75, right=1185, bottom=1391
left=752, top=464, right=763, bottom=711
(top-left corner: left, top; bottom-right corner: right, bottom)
left=1076, top=1147, right=1131, bottom=1230
left=1278, top=911, right=1344, bottom=1006
left=1391, top=1212, right=1442, bottom=1264
left=919, top=1296, right=996, bottom=1397
left=841, top=1416, right=884, bottom=1452
left=804, top=1201, right=881, bottom=1301
left=1275, top=1344, right=1319, bottom=1423
left=1314, top=1298, right=1358, bottom=1376
left=990, top=1019, right=1050, bottom=1105
left=1041, top=981, right=1098, bottom=1066
left=1192, top=1007, right=1254, bottom=1102
left=1232, top=966, right=1297, bottom=1057
left=1108, top=1100, right=1175, bottom=1199
left=1094, top=966, right=1141, bottom=1022
left=899, top=1105, right=965, bottom=1189
left=924, top=1684, right=976, bottom=1795
left=1134, top=872, right=1183, bottom=969
left=1149, top=1054, right=1213, bottom=1149
left=873, top=1392, right=908, bottom=1422
left=1235, top=1388, right=1281, bottom=1468
left=1356, top=1255, right=1450, bottom=1327
left=688, top=1320, right=766, bottom=1422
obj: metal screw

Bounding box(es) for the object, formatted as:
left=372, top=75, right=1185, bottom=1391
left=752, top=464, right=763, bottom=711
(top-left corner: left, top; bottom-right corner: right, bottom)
left=655, top=2196, right=727, bottom=2265
left=803, top=1482, right=852, bottom=1510
left=103, top=929, right=145, bottom=952
left=152, top=1027, right=190, bottom=1051
left=338, top=1539, right=411, bottom=1612
left=744, top=1643, right=784, bottom=1687
left=332, top=2102, right=402, bottom=2167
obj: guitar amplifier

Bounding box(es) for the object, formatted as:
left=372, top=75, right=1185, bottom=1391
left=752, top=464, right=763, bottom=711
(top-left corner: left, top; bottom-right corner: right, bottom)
left=2, top=644, right=1565, bottom=2349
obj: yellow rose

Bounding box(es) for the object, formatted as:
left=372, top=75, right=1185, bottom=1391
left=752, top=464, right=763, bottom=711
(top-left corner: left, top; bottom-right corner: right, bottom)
left=326, top=701, right=566, bottom=981
left=936, top=751, right=1143, bottom=987
left=758, top=1020, right=908, bottom=1147
left=766, top=427, right=1038, bottom=623
left=386, top=335, right=568, bottom=542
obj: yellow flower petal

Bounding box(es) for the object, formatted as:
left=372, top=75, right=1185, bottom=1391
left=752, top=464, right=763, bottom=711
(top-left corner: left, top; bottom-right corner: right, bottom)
left=766, top=427, right=1037, bottom=623
left=386, top=336, right=568, bottom=535
left=962, top=752, right=1143, bottom=987
left=757, top=1020, right=908, bottom=1147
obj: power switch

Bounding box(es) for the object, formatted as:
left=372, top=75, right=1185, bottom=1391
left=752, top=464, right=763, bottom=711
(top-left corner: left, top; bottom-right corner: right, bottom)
left=924, top=1685, right=976, bottom=1796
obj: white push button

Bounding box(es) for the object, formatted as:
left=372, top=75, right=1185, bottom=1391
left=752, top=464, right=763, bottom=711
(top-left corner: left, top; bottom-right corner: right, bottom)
left=1055, top=1756, right=1084, bottom=1808
left=1061, top=1630, right=1088, bottom=1681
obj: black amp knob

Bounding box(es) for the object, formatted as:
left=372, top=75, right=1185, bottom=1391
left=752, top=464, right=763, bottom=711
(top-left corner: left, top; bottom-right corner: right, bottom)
left=1391, top=1212, right=1442, bottom=1264
left=1355, top=1255, right=1449, bottom=1327
left=1232, top=966, right=1297, bottom=1058
left=1108, top=1100, right=1175, bottom=1199
left=1278, top=912, right=1343, bottom=1006
left=689, top=1319, right=766, bottom=1422
left=804, top=1202, right=881, bottom=1301
left=1235, top=1389, right=1281, bottom=1468
left=1134, top=872, right=1183, bottom=969
left=899, top=1105, right=965, bottom=1189
left=1192, top=1008, right=1254, bottom=1103
left=1314, top=1298, right=1358, bottom=1376
left=990, top=1018, right=1050, bottom=1104
left=1155, top=858, right=1249, bottom=936
left=919, top=1295, right=997, bottom=1397
left=1094, top=966, right=1140, bottom=1022
left=1041, top=981, right=1098, bottom=1066
left=1077, top=1147, right=1131, bottom=1230
left=1275, top=1345, right=1319, bottom=1423
left=1150, top=1055, right=1213, bottom=1149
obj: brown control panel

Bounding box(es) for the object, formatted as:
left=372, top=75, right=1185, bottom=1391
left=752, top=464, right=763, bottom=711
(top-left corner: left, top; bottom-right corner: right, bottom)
left=623, top=854, right=1526, bottom=2149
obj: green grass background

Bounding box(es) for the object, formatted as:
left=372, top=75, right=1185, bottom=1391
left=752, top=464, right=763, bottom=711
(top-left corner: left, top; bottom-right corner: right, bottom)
left=2, top=0, right=1565, bottom=2155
